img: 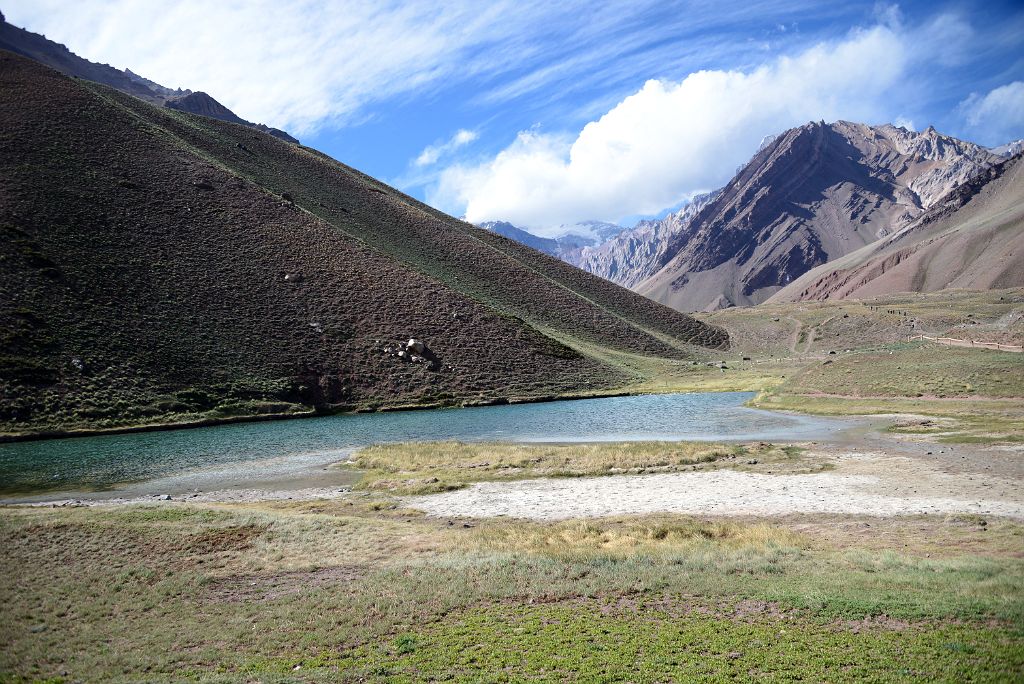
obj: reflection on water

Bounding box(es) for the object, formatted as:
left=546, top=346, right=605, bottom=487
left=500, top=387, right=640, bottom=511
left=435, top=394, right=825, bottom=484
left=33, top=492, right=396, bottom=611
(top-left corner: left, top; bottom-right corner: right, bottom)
left=0, top=392, right=845, bottom=494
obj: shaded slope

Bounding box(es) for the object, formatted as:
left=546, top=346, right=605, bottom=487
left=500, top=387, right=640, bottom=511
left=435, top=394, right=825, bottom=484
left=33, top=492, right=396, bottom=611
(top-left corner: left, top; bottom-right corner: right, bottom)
left=0, top=13, right=297, bottom=143
left=771, top=155, right=1024, bottom=302
left=636, top=121, right=999, bottom=312
left=0, top=52, right=725, bottom=435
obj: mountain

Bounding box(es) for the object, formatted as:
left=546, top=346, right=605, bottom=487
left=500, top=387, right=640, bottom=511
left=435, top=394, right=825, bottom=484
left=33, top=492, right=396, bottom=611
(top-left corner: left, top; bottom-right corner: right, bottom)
left=0, top=11, right=298, bottom=143
left=0, top=51, right=726, bottom=436
left=991, top=140, right=1024, bottom=158
left=635, top=121, right=1001, bottom=311
left=478, top=221, right=562, bottom=256
left=478, top=219, right=623, bottom=260
left=570, top=191, right=720, bottom=288
left=770, top=153, right=1024, bottom=303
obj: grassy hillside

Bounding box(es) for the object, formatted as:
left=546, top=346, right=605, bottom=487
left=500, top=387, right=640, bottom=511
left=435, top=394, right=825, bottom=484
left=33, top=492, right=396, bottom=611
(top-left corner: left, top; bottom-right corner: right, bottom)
left=0, top=51, right=726, bottom=437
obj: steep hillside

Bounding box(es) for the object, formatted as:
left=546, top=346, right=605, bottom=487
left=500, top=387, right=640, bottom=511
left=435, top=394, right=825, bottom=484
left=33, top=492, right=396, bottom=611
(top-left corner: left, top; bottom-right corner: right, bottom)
left=0, top=51, right=726, bottom=436
left=0, top=12, right=297, bottom=142
left=771, top=154, right=1024, bottom=302
left=636, top=121, right=999, bottom=312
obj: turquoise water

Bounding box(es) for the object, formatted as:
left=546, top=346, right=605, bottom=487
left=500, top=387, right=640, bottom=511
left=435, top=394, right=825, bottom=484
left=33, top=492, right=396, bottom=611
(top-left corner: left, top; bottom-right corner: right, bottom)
left=0, top=392, right=845, bottom=495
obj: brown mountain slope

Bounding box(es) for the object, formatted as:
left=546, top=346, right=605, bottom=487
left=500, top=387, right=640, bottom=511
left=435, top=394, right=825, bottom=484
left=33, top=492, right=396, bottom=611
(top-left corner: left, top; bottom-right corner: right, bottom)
left=0, top=51, right=725, bottom=436
left=0, top=12, right=297, bottom=142
left=636, top=121, right=999, bottom=312
left=770, top=154, right=1024, bottom=302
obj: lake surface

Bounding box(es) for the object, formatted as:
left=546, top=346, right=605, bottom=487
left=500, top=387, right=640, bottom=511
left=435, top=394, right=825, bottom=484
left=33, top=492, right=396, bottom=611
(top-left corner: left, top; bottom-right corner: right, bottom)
left=0, top=392, right=847, bottom=498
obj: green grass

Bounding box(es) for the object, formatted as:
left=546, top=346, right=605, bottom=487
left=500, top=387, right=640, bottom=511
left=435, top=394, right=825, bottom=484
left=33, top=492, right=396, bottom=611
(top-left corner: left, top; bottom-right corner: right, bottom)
left=780, top=344, right=1023, bottom=399
left=322, top=601, right=1023, bottom=683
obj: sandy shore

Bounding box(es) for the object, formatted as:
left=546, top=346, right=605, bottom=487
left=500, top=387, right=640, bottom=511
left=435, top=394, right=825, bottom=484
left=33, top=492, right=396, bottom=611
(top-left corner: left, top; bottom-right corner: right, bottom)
left=405, top=444, right=1024, bottom=520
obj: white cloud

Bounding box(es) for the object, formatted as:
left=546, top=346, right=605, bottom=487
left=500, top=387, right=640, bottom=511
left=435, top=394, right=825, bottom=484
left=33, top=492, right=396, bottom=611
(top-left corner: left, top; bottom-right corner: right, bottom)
left=431, top=24, right=917, bottom=232
left=958, top=82, right=1024, bottom=146
left=893, top=117, right=916, bottom=131
left=2, top=0, right=583, bottom=135
left=415, top=129, right=479, bottom=167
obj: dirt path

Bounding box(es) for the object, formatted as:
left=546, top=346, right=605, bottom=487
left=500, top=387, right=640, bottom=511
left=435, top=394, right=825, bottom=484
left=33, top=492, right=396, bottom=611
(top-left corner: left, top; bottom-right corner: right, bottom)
left=405, top=443, right=1024, bottom=520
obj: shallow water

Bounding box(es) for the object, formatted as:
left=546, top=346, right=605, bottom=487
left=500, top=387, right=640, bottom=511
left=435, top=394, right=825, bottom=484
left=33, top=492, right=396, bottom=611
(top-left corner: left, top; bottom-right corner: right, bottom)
left=0, top=391, right=846, bottom=496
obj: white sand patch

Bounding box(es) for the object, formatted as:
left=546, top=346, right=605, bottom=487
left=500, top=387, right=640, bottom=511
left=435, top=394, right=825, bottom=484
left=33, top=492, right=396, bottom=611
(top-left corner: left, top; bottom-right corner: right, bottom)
left=404, top=459, right=1024, bottom=520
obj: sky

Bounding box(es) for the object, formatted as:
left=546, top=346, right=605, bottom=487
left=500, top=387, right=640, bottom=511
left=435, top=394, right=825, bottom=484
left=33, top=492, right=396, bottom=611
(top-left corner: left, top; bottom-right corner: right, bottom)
left=6, top=1, right=1024, bottom=236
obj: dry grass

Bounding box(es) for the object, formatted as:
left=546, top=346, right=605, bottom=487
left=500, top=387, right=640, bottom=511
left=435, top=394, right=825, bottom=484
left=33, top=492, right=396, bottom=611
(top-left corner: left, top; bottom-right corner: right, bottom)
left=458, top=515, right=806, bottom=559
left=348, top=440, right=804, bottom=494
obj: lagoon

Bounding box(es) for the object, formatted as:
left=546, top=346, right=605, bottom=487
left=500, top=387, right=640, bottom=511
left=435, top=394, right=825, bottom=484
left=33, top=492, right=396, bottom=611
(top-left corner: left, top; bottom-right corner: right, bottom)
left=0, top=391, right=846, bottom=497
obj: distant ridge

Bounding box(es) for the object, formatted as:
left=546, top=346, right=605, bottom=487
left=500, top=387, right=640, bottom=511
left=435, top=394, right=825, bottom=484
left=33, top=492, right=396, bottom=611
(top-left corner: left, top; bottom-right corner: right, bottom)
left=0, top=11, right=298, bottom=143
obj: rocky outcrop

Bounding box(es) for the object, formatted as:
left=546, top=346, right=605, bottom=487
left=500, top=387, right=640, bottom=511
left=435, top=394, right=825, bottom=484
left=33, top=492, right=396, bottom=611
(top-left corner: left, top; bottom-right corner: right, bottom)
left=635, top=121, right=1000, bottom=312
left=165, top=92, right=298, bottom=143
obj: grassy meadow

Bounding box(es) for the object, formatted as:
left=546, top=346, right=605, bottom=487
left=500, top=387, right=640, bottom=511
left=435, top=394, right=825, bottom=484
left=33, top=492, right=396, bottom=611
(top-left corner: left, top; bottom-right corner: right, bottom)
left=2, top=499, right=1023, bottom=682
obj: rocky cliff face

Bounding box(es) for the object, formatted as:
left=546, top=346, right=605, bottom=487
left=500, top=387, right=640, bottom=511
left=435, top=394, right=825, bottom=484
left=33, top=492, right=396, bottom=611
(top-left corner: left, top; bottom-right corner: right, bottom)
left=0, top=14, right=297, bottom=143
left=635, top=121, right=1000, bottom=311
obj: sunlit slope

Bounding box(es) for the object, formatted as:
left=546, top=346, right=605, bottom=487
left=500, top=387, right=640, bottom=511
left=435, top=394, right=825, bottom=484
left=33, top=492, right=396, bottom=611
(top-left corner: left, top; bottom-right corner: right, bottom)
left=0, top=51, right=725, bottom=434
left=772, top=155, right=1024, bottom=303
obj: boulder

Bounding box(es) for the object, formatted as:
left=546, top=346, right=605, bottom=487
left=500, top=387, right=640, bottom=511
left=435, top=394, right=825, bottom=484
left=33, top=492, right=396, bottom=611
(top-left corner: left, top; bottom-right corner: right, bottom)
left=406, top=338, right=425, bottom=354
left=283, top=272, right=303, bottom=283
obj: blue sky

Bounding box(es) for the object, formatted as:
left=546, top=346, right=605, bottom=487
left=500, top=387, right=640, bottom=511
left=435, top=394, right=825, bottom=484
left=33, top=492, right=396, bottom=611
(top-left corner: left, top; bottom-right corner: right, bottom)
left=7, top=1, right=1024, bottom=235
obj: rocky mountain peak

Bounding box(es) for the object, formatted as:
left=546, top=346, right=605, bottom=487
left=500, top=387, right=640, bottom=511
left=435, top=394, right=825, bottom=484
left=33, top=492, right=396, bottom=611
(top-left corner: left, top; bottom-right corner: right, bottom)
left=634, top=120, right=1000, bottom=312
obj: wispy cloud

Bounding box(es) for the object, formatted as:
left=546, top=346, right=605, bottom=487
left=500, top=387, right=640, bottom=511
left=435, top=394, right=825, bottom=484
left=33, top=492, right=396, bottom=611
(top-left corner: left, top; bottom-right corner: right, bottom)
left=415, top=129, right=479, bottom=167
left=958, top=81, right=1024, bottom=146
left=3, top=0, right=859, bottom=136
left=4, top=0, right=578, bottom=135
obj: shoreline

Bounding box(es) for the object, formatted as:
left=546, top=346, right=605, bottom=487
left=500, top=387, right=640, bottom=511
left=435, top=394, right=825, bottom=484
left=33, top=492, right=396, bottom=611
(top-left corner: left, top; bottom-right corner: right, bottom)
left=0, top=389, right=642, bottom=444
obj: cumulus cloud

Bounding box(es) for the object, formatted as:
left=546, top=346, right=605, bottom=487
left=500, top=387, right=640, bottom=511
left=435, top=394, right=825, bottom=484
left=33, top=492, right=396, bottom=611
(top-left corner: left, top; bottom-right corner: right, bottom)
left=430, top=23, right=941, bottom=233
left=415, top=129, right=479, bottom=167
left=958, top=82, right=1024, bottom=146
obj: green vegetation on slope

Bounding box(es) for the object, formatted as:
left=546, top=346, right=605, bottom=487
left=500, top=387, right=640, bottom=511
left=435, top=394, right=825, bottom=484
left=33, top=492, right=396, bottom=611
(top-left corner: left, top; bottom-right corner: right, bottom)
left=697, top=289, right=1024, bottom=442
